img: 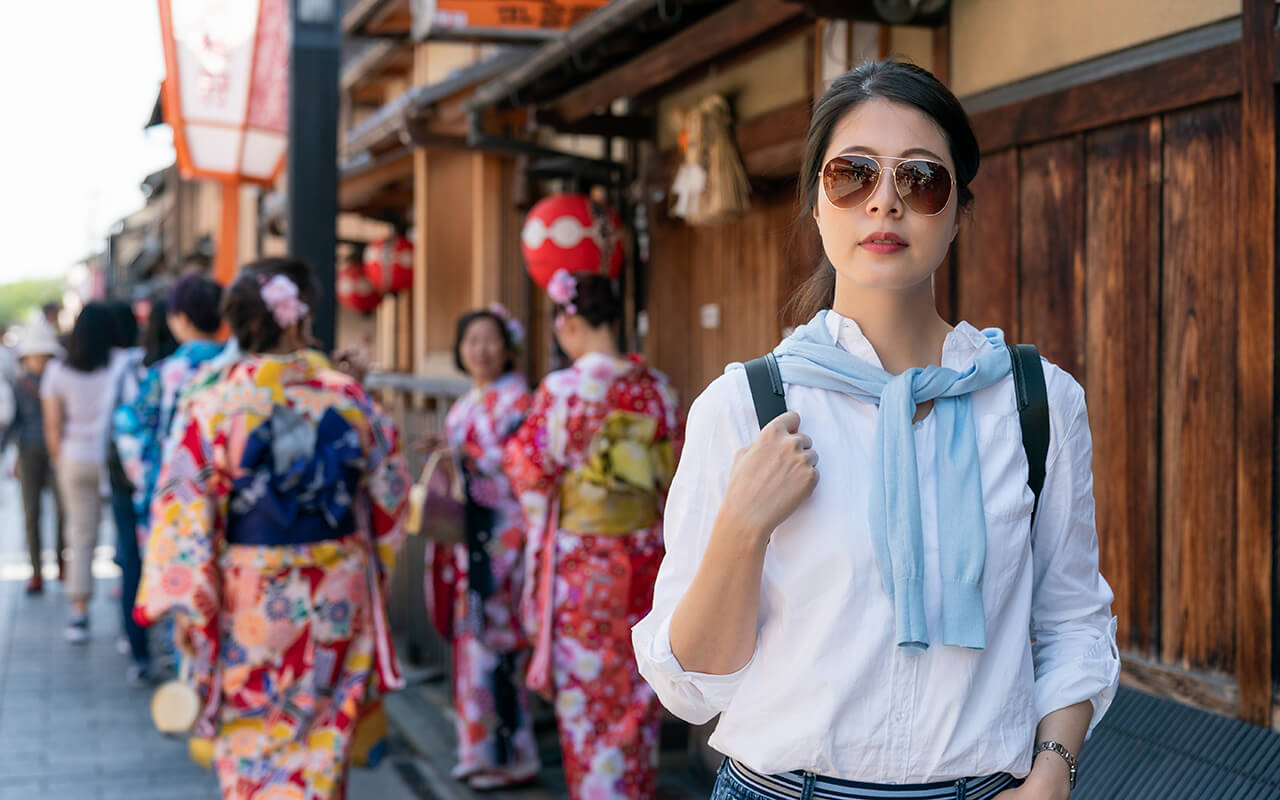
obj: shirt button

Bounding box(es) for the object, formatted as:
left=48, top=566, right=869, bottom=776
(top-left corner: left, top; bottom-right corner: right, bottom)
left=895, top=712, right=906, bottom=723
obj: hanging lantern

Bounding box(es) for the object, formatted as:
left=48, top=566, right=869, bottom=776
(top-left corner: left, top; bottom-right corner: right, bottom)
left=337, top=258, right=383, bottom=314
left=364, top=234, right=414, bottom=294
left=521, top=193, right=624, bottom=289
left=157, top=0, right=290, bottom=284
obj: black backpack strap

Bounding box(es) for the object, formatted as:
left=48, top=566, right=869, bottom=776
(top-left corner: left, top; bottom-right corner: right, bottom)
left=744, top=353, right=787, bottom=429
left=1008, top=344, right=1049, bottom=528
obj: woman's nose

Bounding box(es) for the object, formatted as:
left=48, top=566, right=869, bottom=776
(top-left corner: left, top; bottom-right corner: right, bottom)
left=865, top=168, right=903, bottom=218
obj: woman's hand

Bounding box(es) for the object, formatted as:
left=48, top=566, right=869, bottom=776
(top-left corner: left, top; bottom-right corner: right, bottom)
left=995, top=759, right=1071, bottom=800
left=718, top=411, right=818, bottom=546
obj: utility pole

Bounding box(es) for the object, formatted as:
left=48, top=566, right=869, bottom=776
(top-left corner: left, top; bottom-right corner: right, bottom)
left=287, top=0, right=341, bottom=351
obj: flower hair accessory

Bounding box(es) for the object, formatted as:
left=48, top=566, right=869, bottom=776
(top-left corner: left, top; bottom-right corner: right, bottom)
left=546, top=270, right=578, bottom=315
left=487, top=303, right=525, bottom=349
left=260, top=275, right=310, bottom=329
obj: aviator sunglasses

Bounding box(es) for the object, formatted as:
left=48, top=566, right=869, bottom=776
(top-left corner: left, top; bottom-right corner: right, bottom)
left=820, top=153, right=955, bottom=217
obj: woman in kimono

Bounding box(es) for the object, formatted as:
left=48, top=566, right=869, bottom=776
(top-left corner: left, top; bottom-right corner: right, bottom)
left=432, top=305, right=540, bottom=789
left=504, top=271, right=682, bottom=800
left=135, top=257, right=409, bottom=800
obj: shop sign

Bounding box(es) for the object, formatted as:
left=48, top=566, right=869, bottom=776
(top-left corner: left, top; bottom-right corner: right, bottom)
left=411, top=0, right=608, bottom=41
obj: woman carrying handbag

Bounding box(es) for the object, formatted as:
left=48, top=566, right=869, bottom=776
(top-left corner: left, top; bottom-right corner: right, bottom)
left=134, top=257, right=409, bottom=800
left=419, top=305, right=541, bottom=790
left=633, top=59, right=1120, bottom=800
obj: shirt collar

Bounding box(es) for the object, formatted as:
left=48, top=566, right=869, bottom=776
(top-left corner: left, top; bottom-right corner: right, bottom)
left=823, top=310, right=993, bottom=372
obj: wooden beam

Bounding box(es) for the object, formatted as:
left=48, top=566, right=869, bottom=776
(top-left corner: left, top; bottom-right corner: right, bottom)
left=339, top=148, right=414, bottom=210
left=969, top=42, right=1241, bottom=154
left=1120, top=654, right=1238, bottom=719
left=555, top=0, right=806, bottom=124
left=412, top=149, right=429, bottom=375
left=1235, top=0, right=1275, bottom=728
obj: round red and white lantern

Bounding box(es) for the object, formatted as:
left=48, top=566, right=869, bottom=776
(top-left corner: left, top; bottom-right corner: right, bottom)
left=337, top=257, right=382, bottom=314
left=521, top=193, right=625, bottom=289
left=364, top=234, right=414, bottom=294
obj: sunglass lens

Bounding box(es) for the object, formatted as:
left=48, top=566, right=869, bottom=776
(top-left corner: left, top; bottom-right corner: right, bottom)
left=823, top=155, right=879, bottom=209
left=894, top=160, right=952, bottom=215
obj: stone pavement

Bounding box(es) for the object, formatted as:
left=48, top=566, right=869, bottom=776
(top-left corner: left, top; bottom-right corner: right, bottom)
left=0, top=473, right=425, bottom=800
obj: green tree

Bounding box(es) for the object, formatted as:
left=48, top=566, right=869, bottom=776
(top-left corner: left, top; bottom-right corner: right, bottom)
left=0, top=279, right=63, bottom=329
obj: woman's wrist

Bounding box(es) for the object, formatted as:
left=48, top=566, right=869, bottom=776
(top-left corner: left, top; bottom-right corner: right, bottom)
left=1025, top=751, right=1072, bottom=799
left=713, top=507, right=772, bottom=553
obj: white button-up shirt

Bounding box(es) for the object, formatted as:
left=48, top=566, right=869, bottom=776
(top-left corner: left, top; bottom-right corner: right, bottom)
left=632, top=312, right=1120, bottom=783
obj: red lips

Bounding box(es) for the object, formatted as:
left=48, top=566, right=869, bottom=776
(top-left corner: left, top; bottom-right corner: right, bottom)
left=859, top=231, right=908, bottom=245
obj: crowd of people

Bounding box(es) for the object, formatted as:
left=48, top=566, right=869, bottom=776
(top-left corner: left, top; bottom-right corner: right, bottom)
left=0, top=57, right=1119, bottom=800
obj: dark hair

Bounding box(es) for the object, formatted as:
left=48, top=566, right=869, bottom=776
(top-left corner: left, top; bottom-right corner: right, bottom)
left=785, top=58, right=980, bottom=324
left=65, top=303, right=115, bottom=372
left=453, top=310, right=516, bottom=375
left=142, top=295, right=179, bottom=367
left=556, top=274, right=623, bottom=329
left=221, top=257, right=319, bottom=354
left=42, top=302, right=60, bottom=318
left=107, top=301, right=139, bottom=349
left=168, top=273, right=224, bottom=334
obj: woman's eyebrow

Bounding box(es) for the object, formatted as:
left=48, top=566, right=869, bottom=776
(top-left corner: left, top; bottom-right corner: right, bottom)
left=836, top=145, right=946, bottom=161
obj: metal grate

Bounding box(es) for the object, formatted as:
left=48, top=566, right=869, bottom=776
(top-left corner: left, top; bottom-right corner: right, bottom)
left=1075, top=687, right=1280, bottom=798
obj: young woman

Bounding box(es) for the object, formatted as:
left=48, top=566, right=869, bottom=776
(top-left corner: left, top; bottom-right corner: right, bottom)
left=633, top=60, right=1120, bottom=800
left=3, top=323, right=65, bottom=595
left=41, top=303, right=118, bottom=643
left=429, top=305, right=540, bottom=789
left=134, top=257, right=409, bottom=799
left=109, top=293, right=178, bottom=683
left=504, top=272, right=682, bottom=800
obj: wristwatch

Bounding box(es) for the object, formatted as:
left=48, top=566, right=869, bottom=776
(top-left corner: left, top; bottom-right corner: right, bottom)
left=1034, top=740, right=1078, bottom=789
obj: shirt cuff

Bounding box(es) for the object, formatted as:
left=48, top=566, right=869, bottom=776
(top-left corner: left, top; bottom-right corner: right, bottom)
left=633, top=614, right=754, bottom=724
left=1033, top=616, right=1120, bottom=739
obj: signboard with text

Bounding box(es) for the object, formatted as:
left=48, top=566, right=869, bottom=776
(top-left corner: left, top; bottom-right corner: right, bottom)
left=411, top=0, right=609, bottom=41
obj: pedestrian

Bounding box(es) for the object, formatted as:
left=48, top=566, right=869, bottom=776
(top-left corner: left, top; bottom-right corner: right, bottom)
left=632, top=59, right=1120, bottom=800
left=2, top=323, right=65, bottom=594
left=430, top=304, right=540, bottom=790
left=504, top=272, right=682, bottom=800
left=40, top=302, right=117, bottom=643
left=110, top=292, right=179, bottom=684
left=134, top=257, right=410, bottom=800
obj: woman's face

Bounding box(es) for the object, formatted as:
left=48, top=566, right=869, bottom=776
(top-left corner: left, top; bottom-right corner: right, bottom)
left=459, top=317, right=508, bottom=384
left=21, top=354, right=51, bottom=376
left=812, top=97, right=960, bottom=295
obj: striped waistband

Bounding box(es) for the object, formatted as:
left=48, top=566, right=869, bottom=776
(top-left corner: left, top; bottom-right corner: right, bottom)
left=724, top=759, right=1021, bottom=800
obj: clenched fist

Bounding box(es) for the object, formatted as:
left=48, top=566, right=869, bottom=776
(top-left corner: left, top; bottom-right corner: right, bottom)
left=720, top=411, right=818, bottom=545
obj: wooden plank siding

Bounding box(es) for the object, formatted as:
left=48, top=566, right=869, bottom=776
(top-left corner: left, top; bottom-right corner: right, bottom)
left=950, top=96, right=1265, bottom=711
left=645, top=188, right=799, bottom=404
left=1084, top=119, right=1162, bottom=655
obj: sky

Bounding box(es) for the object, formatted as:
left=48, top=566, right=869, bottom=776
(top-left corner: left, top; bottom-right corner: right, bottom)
left=0, top=1, right=176, bottom=285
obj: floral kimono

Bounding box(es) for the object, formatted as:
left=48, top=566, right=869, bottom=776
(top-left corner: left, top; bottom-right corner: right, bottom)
left=115, top=339, right=224, bottom=544
left=504, top=352, right=682, bottom=800
left=438, top=371, right=540, bottom=781
left=134, top=351, right=409, bottom=800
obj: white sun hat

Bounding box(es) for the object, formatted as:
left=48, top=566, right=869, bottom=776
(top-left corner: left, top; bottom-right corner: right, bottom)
left=17, top=322, right=63, bottom=358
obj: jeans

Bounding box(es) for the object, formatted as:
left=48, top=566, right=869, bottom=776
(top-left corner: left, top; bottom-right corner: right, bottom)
left=110, top=489, right=149, bottom=667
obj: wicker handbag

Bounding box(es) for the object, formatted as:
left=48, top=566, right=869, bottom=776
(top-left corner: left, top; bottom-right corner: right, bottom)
left=151, top=657, right=200, bottom=735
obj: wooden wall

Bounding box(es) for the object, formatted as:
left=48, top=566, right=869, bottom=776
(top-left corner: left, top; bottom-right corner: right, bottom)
left=951, top=99, right=1252, bottom=689
left=645, top=185, right=811, bottom=405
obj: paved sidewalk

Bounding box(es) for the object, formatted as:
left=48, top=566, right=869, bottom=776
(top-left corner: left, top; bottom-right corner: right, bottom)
left=0, top=475, right=424, bottom=800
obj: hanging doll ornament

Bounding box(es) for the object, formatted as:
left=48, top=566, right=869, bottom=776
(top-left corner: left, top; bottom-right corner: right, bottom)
left=669, top=94, right=751, bottom=226
left=521, top=193, right=625, bottom=289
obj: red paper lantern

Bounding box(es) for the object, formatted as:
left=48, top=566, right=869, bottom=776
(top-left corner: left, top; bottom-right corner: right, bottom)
left=521, top=193, right=624, bottom=289
left=337, top=258, right=382, bottom=314
left=364, top=234, right=414, bottom=293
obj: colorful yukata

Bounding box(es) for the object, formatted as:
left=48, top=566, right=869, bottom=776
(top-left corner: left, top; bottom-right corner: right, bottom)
left=134, top=351, right=409, bottom=800
left=438, top=371, right=540, bottom=782
left=115, top=339, right=224, bottom=543
left=504, top=352, right=682, bottom=800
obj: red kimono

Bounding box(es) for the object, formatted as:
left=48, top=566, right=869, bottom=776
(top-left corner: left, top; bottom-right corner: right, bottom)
left=504, top=352, right=682, bottom=800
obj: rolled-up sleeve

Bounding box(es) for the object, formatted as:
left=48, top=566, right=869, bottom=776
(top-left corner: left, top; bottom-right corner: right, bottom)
left=632, top=369, right=756, bottom=725
left=1029, top=376, right=1121, bottom=738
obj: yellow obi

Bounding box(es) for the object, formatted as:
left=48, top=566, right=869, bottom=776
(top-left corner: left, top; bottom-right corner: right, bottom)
left=559, top=410, right=676, bottom=536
